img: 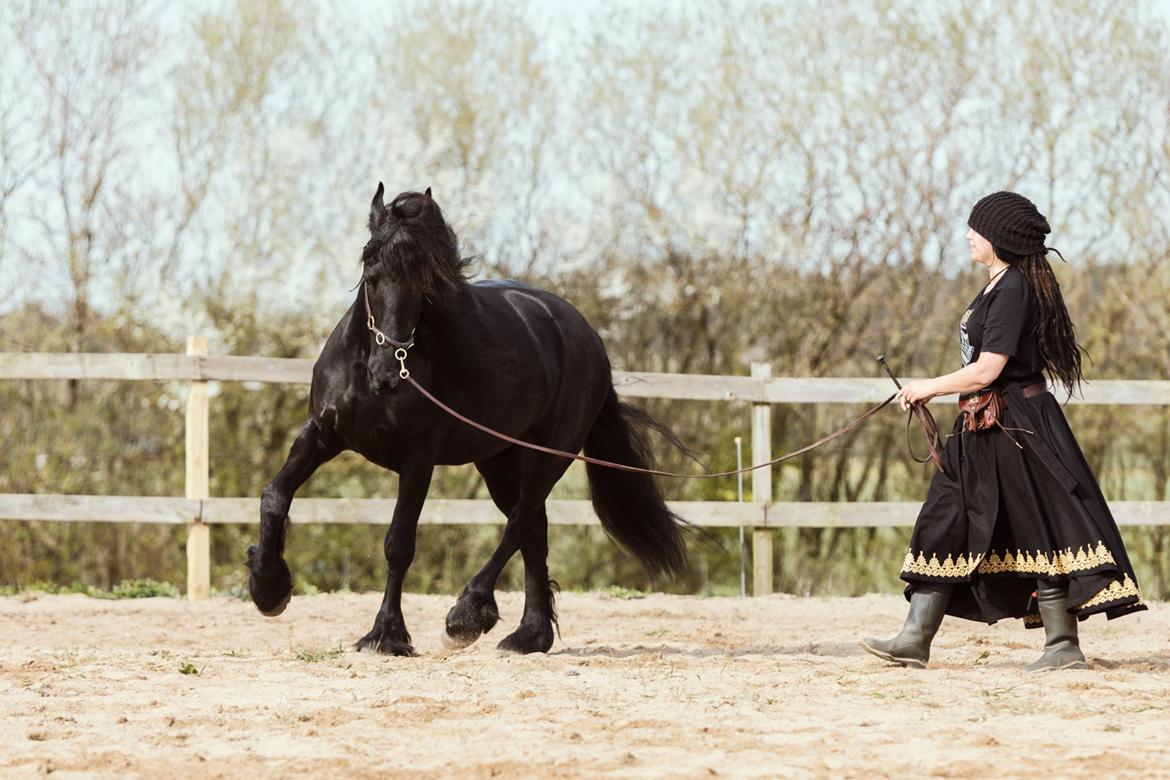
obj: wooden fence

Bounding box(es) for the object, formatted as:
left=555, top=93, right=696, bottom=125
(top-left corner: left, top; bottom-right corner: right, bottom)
left=2, top=344, right=1169, bottom=600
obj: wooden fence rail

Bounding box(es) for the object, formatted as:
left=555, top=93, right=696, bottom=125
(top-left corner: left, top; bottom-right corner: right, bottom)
left=4, top=495, right=1169, bottom=527
left=3, top=347, right=1169, bottom=600
left=4, top=351, right=1170, bottom=404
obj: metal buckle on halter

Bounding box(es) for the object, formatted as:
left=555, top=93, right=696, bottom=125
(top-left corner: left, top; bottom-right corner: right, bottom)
left=395, top=345, right=411, bottom=379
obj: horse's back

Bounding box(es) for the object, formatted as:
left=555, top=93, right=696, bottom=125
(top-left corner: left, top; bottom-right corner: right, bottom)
left=470, top=278, right=610, bottom=410
left=470, top=279, right=600, bottom=340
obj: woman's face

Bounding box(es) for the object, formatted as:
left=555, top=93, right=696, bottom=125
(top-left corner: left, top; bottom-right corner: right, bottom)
left=966, top=227, right=996, bottom=266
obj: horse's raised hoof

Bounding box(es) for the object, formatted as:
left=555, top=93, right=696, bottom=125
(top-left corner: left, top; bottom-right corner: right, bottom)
left=245, top=544, right=293, bottom=617
left=443, top=592, right=501, bottom=650
left=441, top=628, right=476, bottom=651
left=259, top=592, right=291, bottom=618
left=353, top=629, right=416, bottom=657
left=497, top=622, right=554, bottom=654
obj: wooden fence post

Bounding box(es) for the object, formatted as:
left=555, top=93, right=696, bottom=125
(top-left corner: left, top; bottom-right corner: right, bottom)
left=186, top=336, right=211, bottom=601
left=751, top=362, right=773, bottom=596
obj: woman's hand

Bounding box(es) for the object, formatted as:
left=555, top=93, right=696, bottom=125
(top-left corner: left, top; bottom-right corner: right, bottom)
left=896, top=379, right=938, bottom=411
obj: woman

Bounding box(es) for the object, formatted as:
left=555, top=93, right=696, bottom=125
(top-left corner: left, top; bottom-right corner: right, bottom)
left=861, top=191, right=1145, bottom=671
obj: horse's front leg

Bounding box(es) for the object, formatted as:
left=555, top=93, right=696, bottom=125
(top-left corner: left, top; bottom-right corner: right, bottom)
left=247, top=419, right=339, bottom=616
left=355, top=460, right=434, bottom=656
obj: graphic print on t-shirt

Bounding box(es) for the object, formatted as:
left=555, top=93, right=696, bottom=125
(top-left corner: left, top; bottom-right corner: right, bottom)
left=959, top=307, right=975, bottom=365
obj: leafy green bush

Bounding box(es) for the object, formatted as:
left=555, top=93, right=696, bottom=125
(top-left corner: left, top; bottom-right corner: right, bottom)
left=104, top=579, right=180, bottom=599
left=1, top=578, right=179, bottom=599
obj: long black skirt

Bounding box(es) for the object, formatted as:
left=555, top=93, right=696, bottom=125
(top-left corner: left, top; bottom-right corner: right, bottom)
left=902, top=382, right=1146, bottom=626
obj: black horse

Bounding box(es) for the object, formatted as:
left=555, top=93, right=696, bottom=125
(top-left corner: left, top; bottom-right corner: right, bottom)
left=245, top=184, right=688, bottom=655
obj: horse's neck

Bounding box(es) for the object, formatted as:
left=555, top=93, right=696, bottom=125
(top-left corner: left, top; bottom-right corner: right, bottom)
left=422, top=286, right=476, bottom=329
left=342, top=298, right=370, bottom=353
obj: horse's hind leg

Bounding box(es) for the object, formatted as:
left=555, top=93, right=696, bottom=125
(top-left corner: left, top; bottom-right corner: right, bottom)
left=497, top=504, right=555, bottom=654
left=445, top=451, right=570, bottom=653
left=442, top=448, right=522, bottom=649
left=247, top=420, right=339, bottom=616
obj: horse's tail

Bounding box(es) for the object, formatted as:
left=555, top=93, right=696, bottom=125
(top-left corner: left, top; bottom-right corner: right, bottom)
left=583, top=387, right=688, bottom=576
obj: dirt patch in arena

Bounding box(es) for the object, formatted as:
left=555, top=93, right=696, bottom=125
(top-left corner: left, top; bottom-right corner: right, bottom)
left=1, top=591, right=1167, bottom=778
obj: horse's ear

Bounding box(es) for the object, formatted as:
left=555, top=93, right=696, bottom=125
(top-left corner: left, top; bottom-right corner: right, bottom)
left=424, top=187, right=432, bottom=201
left=369, top=182, right=386, bottom=232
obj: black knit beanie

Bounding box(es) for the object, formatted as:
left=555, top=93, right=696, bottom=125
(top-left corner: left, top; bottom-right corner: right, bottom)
left=967, top=191, right=1050, bottom=256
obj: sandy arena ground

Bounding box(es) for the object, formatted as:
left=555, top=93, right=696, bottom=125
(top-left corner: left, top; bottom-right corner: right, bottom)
left=1, top=591, right=1168, bottom=779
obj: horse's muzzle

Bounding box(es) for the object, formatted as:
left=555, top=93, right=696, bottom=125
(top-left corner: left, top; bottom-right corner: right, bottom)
left=367, top=369, right=403, bottom=396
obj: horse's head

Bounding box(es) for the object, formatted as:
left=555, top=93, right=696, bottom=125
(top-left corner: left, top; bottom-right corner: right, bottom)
left=360, top=182, right=467, bottom=393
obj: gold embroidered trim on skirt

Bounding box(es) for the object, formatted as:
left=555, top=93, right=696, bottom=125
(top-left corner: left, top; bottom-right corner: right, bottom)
left=901, top=541, right=1117, bottom=579
left=977, top=542, right=1116, bottom=577
left=1075, top=574, right=1144, bottom=612
left=901, top=550, right=983, bottom=578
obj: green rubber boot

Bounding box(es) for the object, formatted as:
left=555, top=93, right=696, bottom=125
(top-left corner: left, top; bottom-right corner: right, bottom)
left=861, top=583, right=952, bottom=669
left=1025, top=585, right=1088, bottom=672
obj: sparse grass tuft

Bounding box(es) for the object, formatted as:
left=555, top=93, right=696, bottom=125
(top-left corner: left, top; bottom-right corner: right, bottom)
left=603, top=585, right=647, bottom=600
left=295, top=645, right=343, bottom=663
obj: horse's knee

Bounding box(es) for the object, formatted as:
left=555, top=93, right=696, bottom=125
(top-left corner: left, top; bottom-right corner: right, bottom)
left=260, top=483, right=289, bottom=523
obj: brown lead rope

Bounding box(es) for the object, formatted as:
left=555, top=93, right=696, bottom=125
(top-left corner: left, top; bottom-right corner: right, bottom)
left=876, top=355, right=948, bottom=476
left=368, top=301, right=914, bottom=478
left=905, top=405, right=948, bottom=475
left=405, top=374, right=896, bottom=480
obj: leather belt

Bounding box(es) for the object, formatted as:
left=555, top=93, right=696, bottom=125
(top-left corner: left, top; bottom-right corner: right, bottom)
left=1021, top=382, right=1047, bottom=399
left=960, top=382, right=1047, bottom=404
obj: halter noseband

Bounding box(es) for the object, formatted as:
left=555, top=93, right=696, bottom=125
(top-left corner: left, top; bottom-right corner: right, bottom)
left=362, top=282, right=415, bottom=379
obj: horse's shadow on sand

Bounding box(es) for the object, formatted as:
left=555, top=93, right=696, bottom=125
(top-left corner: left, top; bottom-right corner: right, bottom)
left=1087, top=655, right=1170, bottom=671
left=551, top=644, right=1170, bottom=670
left=552, top=641, right=863, bottom=659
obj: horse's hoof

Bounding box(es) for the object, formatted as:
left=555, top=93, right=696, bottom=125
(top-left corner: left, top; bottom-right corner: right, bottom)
left=246, top=545, right=293, bottom=616
left=497, top=624, right=554, bottom=654
left=354, top=631, right=416, bottom=657
left=441, top=628, right=477, bottom=651
left=258, top=592, right=291, bottom=617
left=442, top=593, right=500, bottom=650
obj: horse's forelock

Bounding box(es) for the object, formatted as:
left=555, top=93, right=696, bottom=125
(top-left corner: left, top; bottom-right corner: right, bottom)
left=366, top=208, right=469, bottom=300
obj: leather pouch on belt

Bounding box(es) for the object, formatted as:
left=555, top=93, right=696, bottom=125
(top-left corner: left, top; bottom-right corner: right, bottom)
left=959, top=388, right=1005, bottom=433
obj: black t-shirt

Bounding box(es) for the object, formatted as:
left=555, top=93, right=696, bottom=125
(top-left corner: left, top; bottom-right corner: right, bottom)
left=958, top=266, right=1045, bottom=386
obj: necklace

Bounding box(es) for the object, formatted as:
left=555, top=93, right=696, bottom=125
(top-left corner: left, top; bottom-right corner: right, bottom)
left=984, top=264, right=1009, bottom=291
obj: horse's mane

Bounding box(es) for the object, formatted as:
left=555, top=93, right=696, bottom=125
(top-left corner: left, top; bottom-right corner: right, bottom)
left=363, top=191, right=474, bottom=300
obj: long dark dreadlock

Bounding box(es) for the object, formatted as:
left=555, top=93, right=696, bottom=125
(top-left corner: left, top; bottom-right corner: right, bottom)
left=993, top=245, right=1084, bottom=398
